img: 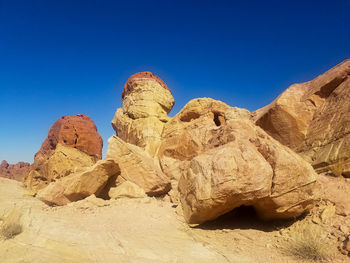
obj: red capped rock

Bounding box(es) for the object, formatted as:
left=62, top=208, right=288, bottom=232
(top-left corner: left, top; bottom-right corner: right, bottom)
left=112, top=72, right=174, bottom=157
left=25, top=114, right=103, bottom=192
left=36, top=114, right=103, bottom=161
left=122, top=71, right=171, bottom=99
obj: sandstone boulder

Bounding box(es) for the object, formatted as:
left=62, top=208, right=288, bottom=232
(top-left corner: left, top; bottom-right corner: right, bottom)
left=254, top=60, right=350, bottom=176
left=0, top=160, right=30, bottom=181
left=24, top=114, right=103, bottom=192
left=111, top=72, right=174, bottom=157
left=158, top=98, right=232, bottom=181
left=25, top=144, right=95, bottom=191
left=37, top=159, right=120, bottom=206
left=108, top=181, right=147, bottom=199
left=106, top=135, right=170, bottom=196
left=159, top=98, right=318, bottom=224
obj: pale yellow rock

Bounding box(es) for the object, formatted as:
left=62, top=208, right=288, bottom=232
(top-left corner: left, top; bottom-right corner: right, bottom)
left=0, top=178, right=229, bottom=263
left=122, top=78, right=174, bottom=120
left=158, top=98, right=318, bottom=224
left=108, top=181, right=147, bottom=199
left=112, top=75, right=174, bottom=157
left=320, top=205, right=336, bottom=222
left=106, top=135, right=170, bottom=196
left=36, top=159, right=120, bottom=206
left=112, top=110, right=166, bottom=157
left=25, top=144, right=95, bottom=192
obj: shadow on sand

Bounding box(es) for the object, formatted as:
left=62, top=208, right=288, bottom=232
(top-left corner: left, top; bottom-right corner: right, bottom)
left=194, top=205, right=303, bottom=232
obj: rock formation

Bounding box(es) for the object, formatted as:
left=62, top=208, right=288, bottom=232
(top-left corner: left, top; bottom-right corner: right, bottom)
left=35, top=113, right=103, bottom=161
left=111, top=72, right=174, bottom=157
left=24, top=114, right=103, bottom=192
left=27, top=71, right=320, bottom=226
left=0, top=160, right=30, bottom=181
left=37, top=159, right=120, bottom=206
left=106, top=135, right=170, bottom=196
left=158, top=98, right=318, bottom=224
left=254, top=59, right=350, bottom=176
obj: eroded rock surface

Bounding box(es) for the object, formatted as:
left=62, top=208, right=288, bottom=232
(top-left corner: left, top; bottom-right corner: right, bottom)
left=36, top=159, right=120, bottom=206
left=0, top=178, right=231, bottom=263
left=24, top=114, right=103, bottom=192
left=106, top=135, right=170, bottom=196
left=158, top=98, right=318, bottom=224
left=0, top=160, right=30, bottom=181
left=36, top=114, right=103, bottom=161
left=111, top=72, right=174, bottom=157
left=254, top=60, right=350, bottom=176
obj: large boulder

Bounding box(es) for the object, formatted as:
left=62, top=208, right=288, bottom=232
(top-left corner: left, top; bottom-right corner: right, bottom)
left=0, top=160, right=30, bottom=181
left=36, top=159, right=120, bottom=206
left=24, top=114, right=103, bottom=192
left=159, top=98, right=318, bottom=224
left=111, top=72, right=174, bottom=157
left=106, top=135, right=170, bottom=196
left=25, top=144, right=95, bottom=191
left=158, top=98, right=232, bottom=181
left=254, top=59, right=350, bottom=176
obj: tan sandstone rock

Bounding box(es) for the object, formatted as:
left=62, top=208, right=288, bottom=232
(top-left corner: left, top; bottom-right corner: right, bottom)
left=24, top=114, right=103, bottom=192
left=111, top=72, right=174, bottom=157
left=159, top=98, right=318, bottom=224
left=254, top=60, right=350, bottom=176
left=37, top=159, right=120, bottom=206
left=106, top=135, right=170, bottom=196
left=158, top=98, right=232, bottom=181
left=25, top=144, right=95, bottom=192
left=108, top=181, right=147, bottom=199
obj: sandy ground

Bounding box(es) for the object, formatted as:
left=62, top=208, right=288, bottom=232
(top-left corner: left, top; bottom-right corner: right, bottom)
left=0, top=178, right=348, bottom=263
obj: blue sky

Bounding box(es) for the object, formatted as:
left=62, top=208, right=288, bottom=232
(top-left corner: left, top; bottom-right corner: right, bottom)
left=0, top=0, right=349, bottom=163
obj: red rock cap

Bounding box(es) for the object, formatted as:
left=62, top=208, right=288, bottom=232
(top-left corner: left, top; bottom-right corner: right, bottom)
left=122, top=71, right=171, bottom=99
left=35, top=114, right=103, bottom=161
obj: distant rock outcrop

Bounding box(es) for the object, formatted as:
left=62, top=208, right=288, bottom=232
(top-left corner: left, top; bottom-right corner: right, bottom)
left=254, top=59, right=350, bottom=176
left=0, top=160, right=30, bottom=181
left=24, top=114, right=103, bottom=192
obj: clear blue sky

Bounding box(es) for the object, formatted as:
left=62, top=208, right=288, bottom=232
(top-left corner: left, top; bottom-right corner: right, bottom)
left=0, top=0, right=349, bottom=163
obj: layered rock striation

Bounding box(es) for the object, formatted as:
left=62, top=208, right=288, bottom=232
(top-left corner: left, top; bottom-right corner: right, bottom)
left=112, top=71, right=174, bottom=157
left=254, top=59, right=350, bottom=176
